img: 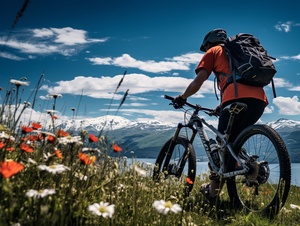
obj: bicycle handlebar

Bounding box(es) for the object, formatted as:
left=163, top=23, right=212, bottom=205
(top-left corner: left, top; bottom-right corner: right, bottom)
left=164, top=94, right=215, bottom=114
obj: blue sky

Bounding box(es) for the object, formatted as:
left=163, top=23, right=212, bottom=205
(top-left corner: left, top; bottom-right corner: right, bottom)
left=0, top=0, right=299, bottom=126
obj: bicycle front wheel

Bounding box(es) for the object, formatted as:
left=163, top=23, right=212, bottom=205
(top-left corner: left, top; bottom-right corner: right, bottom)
left=153, top=136, right=196, bottom=196
left=227, top=124, right=291, bottom=218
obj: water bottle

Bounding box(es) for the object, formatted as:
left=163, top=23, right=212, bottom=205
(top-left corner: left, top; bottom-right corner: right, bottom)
left=209, top=139, right=220, bottom=166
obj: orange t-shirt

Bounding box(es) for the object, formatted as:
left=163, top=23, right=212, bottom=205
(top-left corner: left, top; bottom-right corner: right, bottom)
left=195, top=45, right=268, bottom=106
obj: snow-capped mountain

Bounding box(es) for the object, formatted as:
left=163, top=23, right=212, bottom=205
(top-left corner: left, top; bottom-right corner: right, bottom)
left=57, top=115, right=175, bottom=132
left=267, top=118, right=300, bottom=132
left=55, top=116, right=300, bottom=162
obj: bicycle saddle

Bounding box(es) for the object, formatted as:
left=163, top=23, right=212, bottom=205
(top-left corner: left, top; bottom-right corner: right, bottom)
left=224, top=102, right=247, bottom=114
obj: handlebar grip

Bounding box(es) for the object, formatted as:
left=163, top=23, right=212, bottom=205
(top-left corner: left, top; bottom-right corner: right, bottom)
left=164, top=95, right=174, bottom=101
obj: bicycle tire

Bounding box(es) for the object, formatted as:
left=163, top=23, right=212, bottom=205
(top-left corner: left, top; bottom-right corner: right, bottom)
left=153, top=136, right=196, bottom=196
left=226, top=124, right=291, bottom=218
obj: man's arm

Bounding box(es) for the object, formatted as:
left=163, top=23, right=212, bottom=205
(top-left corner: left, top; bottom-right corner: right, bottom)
left=180, top=68, right=209, bottom=99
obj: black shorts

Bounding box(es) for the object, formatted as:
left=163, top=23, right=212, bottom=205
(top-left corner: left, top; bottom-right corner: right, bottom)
left=218, top=98, right=266, bottom=143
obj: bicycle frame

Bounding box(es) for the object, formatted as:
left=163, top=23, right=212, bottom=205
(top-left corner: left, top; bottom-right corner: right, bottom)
left=171, top=104, right=250, bottom=179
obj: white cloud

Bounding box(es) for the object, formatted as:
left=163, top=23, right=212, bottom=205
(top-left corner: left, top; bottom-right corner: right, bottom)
left=0, top=51, right=25, bottom=60
left=280, top=54, right=300, bottom=61
left=274, top=21, right=300, bottom=32
left=41, top=73, right=215, bottom=100
left=273, top=77, right=292, bottom=88
left=0, top=27, right=108, bottom=58
left=87, top=52, right=203, bottom=73
left=273, top=96, right=300, bottom=115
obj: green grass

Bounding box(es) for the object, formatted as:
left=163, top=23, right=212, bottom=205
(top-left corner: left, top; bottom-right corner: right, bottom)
left=1, top=141, right=300, bottom=226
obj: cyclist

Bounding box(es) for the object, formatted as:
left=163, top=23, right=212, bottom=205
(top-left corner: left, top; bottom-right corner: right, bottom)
left=173, top=28, right=268, bottom=204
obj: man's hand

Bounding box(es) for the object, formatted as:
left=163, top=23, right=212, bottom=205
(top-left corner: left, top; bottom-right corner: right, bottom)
left=209, top=105, right=221, bottom=116
left=173, top=96, right=186, bottom=109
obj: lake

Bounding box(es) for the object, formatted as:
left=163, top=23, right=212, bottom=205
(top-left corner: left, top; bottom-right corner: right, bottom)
left=132, top=158, right=300, bottom=186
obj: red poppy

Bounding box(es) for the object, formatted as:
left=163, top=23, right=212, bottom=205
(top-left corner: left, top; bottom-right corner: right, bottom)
left=0, top=142, right=6, bottom=149
left=88, top=134, right=98, bottom=143
left=28, top=135, right=37, bottom=142
left=6, top=147, right=15, bottom=152
left=21, top=126, right=33, bottom=134
left=31, top=122, right=42, bottom=130
left=47, top=135, right=56, bottom=143
left=78, top=152, right=96, bottom=165
left=0, top=160, right=24, bottom=178
left=20, top=143, right=34, bottom=153
left=186, top=177, right=194, bottom=185
left=56, top=129, right=69, bottom=137
left=55, top=149, right=63, bottom=159
left=112, top=144, right=122, bottom=153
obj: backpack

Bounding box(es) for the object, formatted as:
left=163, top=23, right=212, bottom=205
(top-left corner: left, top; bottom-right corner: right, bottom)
left=223, top=33, right=277, bottom=97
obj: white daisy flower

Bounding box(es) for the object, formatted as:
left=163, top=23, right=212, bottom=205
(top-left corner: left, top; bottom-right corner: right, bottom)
left=43, top=152, right=53, bottom=161
left=47, top=93, right=62, bottom=99
left=28, top=158, right=37, bottom=165
left=0, top=131, right=10, bottom=139
left=75, top=172, right=88, bottom=181
left=46, top=109, right=58, bottom=114
left=133, top=165, right=147, bottom=177
left=38, top=164, right=70, bottom=174
left=26, top=189, right=56, bottom=198
left=290, top=204, right=300, bottom=210
left=88, top=202, right=115, bottom=218
left=152, top=200, right=182, bottom=215
left=10, top=79, right=29, bottom=86
left=58, top=136, right=83, bottom=145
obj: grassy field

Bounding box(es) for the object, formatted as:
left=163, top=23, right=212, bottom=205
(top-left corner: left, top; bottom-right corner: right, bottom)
left=1, top=143, right=300, bottom=226
left=1, top=78, right=300, bottom=226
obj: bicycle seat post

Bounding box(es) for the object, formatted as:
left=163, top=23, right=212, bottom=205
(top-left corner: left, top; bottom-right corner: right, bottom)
left=224, top=102, right=247, bottom=140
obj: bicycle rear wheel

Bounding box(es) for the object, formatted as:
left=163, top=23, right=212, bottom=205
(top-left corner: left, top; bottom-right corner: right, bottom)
left=153, top=136, right=196, bottom=196
left=227, top=124, right=291, bottom=218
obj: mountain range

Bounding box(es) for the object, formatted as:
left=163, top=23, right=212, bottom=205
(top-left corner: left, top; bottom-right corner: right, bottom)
left=58, top=116, right=300, bottom=163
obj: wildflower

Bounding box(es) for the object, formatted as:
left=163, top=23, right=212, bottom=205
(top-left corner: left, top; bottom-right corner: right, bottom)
left=46, top=109, right=58, bottom=114
left=56, top=129, right=69, bottom=137
left=47, top=134, right=56, bottom=143
left=31, top=122, right=42, bottom=130
left=26, top=189, right=56, bottom=198
left=290, top=204, right=300, bottom=210
left=54, top=149, right=63, bottom=159
left=58, top=136, right=82, bottom=145
left=6, top=147, right=15, bottom=152
left=0, top=131, right=10, bottom=139
left=186, top=177, right=194, bottom=185
left=38, top=164, right=70, bottom=174
left=78, top=152, right=96, bottom=165
left=152, top=200, right=182, bottom=215
left=0, top=142, right=6, bottom=149
left=10, top=79, right=29, bottom=86
left=75, top=172, right=88, bottom=181
left=21, top=125, right=33, bottom=134
left=82, top=147, right=101, bottom=153
left=48, top=93, right=62, bottom=99
left=23, top=101, right=31, bottom=107
left=0, top=160, right=24, bottom=178
left=28, top=158, right=37, bottom=165
left=20, top=142, right=34, bottom=153
left=43, top=152, right=52, bottom=161
left=88, top=201, right=115, bottom=218
left=112, top=144, right=122, bottom=153
left=28, top=135, right=39, bottom=141
left=88, top=134, right=98, bottom=143
left=133, top=165, right=147, bottom=177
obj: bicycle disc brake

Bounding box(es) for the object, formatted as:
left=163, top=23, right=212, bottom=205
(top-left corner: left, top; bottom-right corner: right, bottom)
left=243, top=156, right=270, bottom=187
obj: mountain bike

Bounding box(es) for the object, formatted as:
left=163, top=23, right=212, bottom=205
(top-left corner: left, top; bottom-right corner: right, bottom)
left=153, top=95, right=291, bottom=217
